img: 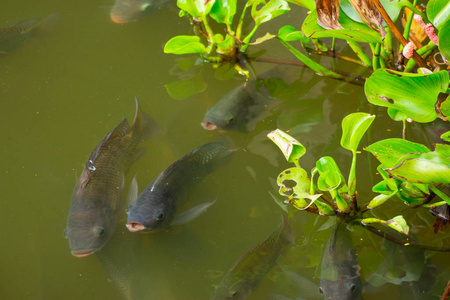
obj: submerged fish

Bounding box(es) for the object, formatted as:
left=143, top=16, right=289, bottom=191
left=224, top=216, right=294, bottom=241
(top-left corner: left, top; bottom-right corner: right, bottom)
left=0, top=13, right=58, bottom=53
left=201, top=79, right=274, bottom=132
left=319, top=216, right=362, bottom=300
left=110, top=0, right=167, bottom=23
left=213, top=215, right=293, bottom=300
left=126, top=138, right=234, bottom=232
left=65, top=98, right=159, bottom=258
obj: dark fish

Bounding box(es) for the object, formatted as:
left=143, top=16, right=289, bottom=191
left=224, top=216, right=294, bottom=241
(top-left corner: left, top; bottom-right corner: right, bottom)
left=126, top=138, right=234, bottom=232
left=201, top=79, right=274, bottom=132
left=110, top=0, right=167, bottom=23
left=213, top=215, right=294, bottom=300
left=0, top=13, right=58, bottom=53
left=65, top=98, right=159, bottom=258
left=319, top=216, right=362, bottom=300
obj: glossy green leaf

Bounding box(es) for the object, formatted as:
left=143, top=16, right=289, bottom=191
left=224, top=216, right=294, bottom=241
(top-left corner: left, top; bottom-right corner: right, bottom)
left=436, top=92, right=450, bottom=120
left=367, top=193, right=396, bottom=209
left=164, top=74, right=207, bottom=100
left=278, top=25, right=311, bottom=43
left=164, top=36, right=206, bottom=55
left=178, top=0, right=216, bottom=18
left=365, top=69, right=449, bottom=123
left=386, top=215, right=409, bottom=235
left=385, top=145, right=450, bottom=184
left=365, top=138, right=430, bottom=168
left=268, top=129, right=306, bottom=164
left=251, top=32, right=277, bottom=45
left=439, top=20, right=450, bottom=58
left=427, top=0, right=450, bottom=30
left=315, top=200, right=335, bottom=215
left=216, top=34, right=236, bottom=55
left=251, top=0, right=290, bottom=25
left=286, top=0, right=314, bottom=10
left=277, top=167, right=310, bottom=198
left=315, top=156, right=345, bottom=191
left=398, top=181, right=430, bottom=205
left=340, top=113, right=375, bottom=152
left=302, top=9, right=382, bottom=43
left=441, top=131, right=450, bottom=142
left=210, top=0, right=237, bottom=25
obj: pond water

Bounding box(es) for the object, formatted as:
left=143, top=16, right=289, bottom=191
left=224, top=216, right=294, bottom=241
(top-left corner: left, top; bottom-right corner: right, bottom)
left=1, top=1, right=449, bottom=300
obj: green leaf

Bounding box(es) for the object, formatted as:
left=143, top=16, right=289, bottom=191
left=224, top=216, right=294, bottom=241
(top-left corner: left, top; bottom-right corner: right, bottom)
left=302, top=9, right=382, bottom=43
left=164, top=74, right=207, bottom=100
left=286, top=0, right=314, bottom=10
left=251, top=0, right=290, bottom=25
left=397, top=181, right=430, bottom=205
left=277, top=167, right=310, bottom=198
left=278, top=25, right=311, bottom=43
left=441, top=131, right=450, bottom=142
left=385, top=146, right=450, bottom=184
left=315, top=200, right=335, bottom=215
left=216, top=34, right=236, bottom=55
left=367, top=193, right=396, bottom=209
left=340, top=113, right=375, bottom=152
left=164, top=36, right=206, bottom=55
left=250, top=32, right=277, bottom=45
left=268, top=129, right=306, bottom=164
left=315, top=157, right=345, bottom=191
left=436, top=92, right=450, bottom=119
left=439, top=20, right=450, bottom=58
left=177, top=0, right=216, bottom=18
left=386, top=215, right=409, bottom=235
left=427, top=0, right=450, bottom=30
left=365, top=138, right=430, bottom=168
left=210, top=0, right=237, bottom=25
left=365, top=69, right=449, bottom=123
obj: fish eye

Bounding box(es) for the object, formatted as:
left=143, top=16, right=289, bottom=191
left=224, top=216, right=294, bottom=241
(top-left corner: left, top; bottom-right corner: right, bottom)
left=350, top=284, right=356, bottom=292
left=227, top=117, right=235, bottom=124
left=319, top=287, right=323, bottom=294
left=156, top=213, right=165, bottom=220
left=94, top=226, right=105, bottom=237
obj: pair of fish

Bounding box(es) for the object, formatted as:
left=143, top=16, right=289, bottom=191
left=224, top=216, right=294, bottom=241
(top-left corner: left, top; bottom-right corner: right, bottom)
left=126, top=138, right=235, bottom=232
left=213, top=215, right=294, bottom=300
left=65, top=98, right=159, bottom=257
left=110, top=0, right=169, bottom=23
left=0, top=13, right=58, bottom=54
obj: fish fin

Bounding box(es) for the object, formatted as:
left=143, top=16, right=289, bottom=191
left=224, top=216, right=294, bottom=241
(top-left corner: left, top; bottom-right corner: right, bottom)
left=13, top=19, right=40, bottom=34
left=130, top=146, right=147, bottom=166
left=126, top=176, right=139, bottom=208
left=131, top=97, right=161, bottom=143
left=171, top=200, right=216, bottom=226
left=281, top=215, right=296, bottom=245
left=280, top=267, right=321, bottom=299
left=33, top=13, right=58, bottom=38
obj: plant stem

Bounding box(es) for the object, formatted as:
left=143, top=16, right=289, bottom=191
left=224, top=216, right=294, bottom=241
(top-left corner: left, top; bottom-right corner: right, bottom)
left=384, top=28, right=393, bottom=64
left=236, top=4, right=250, bottom=40
left=347, top=41, right=372, bottom=67
left=430, top=185, right=450, bottom=206
left=404, top=41, right=437, bottom=72
left=331, top=38, right=336, bottom=53
left=423, top=201, right=448, bottom=208
left=241, top=24, right=259, bottom=52
left=372, top=0, right=428, bottom=68
left=372, top=43, right=381, bottom=71
left=400, top=0, right=417, bottom=53
left=348, top=150, right=357, bottom=197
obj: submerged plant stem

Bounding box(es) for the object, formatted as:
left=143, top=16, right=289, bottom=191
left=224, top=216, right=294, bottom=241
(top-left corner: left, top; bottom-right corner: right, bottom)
left=347, top=41, right=372, bottom=67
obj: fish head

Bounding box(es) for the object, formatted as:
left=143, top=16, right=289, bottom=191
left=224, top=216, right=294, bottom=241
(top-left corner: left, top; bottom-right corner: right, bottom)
left=213, top=277, right=253, bottom=300
left=65, top=205, right=116, bottom=257
left=126, top=194, right=175, bottom=232
left=319, top=278, right=362, bottom=300
left=110, top=0, right=152, bottom=23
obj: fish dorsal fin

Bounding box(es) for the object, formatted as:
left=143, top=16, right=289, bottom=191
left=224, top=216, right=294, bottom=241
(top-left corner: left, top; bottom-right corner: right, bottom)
left=78, top=117, right=129, bottom=190
left=171, top=200, right=216, bottom=226
left=14, top=19, right=40, bottom=34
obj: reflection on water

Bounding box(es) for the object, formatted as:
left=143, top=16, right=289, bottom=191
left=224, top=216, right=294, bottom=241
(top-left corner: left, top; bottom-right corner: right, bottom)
left=1, top=1, right=449, bottom=300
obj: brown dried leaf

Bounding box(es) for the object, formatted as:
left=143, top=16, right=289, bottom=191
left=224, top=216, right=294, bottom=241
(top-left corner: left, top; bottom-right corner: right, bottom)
left=315, top=0, right=343, bottom=30
left=348, top=0, right=386, bottom=39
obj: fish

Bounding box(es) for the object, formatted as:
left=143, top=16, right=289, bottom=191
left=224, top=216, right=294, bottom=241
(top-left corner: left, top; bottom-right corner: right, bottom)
left=213, top=215, right=294, bottom=300
left=126, top=138, right=234, bottom=232
left=319, top=216, right=362, bottom=300
left=65, top=98, right=159, bottom=258
left=0, top=13, right=58, bottom=54
left=201, top=79, right=275, bottom=132
left=110, top=0, right=168, bottom=23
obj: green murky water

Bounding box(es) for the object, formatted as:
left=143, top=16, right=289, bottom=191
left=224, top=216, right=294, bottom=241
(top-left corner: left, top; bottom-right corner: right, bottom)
left=1, top=1, right=449, bottom=299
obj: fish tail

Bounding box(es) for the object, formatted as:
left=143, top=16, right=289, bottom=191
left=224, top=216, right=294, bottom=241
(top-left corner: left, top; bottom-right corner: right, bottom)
left=131, top=97, right=161, bottom=143
left=33, top=13, right=58, bottom=38
left=281, top=214, right=295, bottom=244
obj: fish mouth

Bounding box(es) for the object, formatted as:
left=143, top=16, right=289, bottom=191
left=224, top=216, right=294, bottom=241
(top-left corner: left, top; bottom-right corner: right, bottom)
left=110, top=15, right=132, bottom=24
left=201, top=121, right=217, bottom=130
left=127, top=222, right=147, bottom=232
left=72, top=250, right=95, bottom=258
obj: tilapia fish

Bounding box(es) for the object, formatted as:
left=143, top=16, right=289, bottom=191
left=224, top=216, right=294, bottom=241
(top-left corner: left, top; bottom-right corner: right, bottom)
left=65, top=98, right=158, bottom=258
left=126, top=138, right=234, bottom=232
left=110, top=0, right=168, bottom=23
left=0, top=13, right=58, bottom=53
left=213, top=215, right=293, bottom=300
left=320, top=216, right=362, bottom=300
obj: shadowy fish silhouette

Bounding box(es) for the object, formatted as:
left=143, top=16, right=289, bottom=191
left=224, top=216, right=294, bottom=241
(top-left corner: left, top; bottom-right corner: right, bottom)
left=319, top=216, right=362, bottom=300
left=65, top=98, right=159, bottom=258
left=110, top=0, right=168, bottom=23
left=0, top=13, right=58, bottom=54
left=126, top=138, right=234, bottom=232
left=213, top=215, right=294, bottom=300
